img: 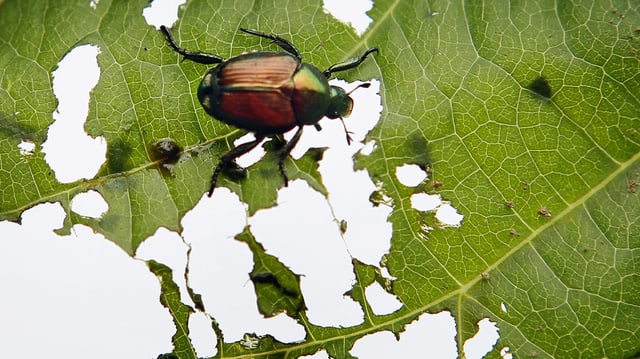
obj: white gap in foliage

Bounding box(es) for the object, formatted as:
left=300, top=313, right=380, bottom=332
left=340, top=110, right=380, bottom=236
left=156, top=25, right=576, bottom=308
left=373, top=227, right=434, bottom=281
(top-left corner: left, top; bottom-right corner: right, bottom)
left=0, top=203, right=173, bottom=358
left=500, top=346, right=514, bottom=359
left=395, top=164, right=427, bottom=187
left=463, top=318, right=500, bottom=359
left=135, top=227, right=193, bottom=309
left=42, top=45, right=106, bottom=183
left=351, top=311, right=458, bottom=358
left=300, top=351, right=330, bottom=359
left=436, top=203, right=464, bottom=226
left=136, top=227, right=221, bottom=358
left=143, top=0, right=185, bottom=29
left=324, top=0, right=373, bottom=35
left=71, top=190, right=109, bottom=218
left=189, top=312, right=218, bottom=358
left=364, top=282, right=403, bottom=315
left=181, top=189, right=307, bottom=343
left=249, top=181, right=364, bottom=327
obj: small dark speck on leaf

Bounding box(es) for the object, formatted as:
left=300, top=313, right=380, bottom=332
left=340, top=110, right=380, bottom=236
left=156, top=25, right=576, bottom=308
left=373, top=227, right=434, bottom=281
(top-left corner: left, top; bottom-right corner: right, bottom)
left=538, top=207, right=552, bottom=217
left=151, top=138, right=181, bottom=165
left=529, top=76, right=552, bottom=99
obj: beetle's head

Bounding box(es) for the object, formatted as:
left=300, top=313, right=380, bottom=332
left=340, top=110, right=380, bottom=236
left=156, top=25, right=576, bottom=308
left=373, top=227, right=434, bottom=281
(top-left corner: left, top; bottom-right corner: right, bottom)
left=327, top=86, right=354, bottom=119
left=326, top=83, right=371, bottom=145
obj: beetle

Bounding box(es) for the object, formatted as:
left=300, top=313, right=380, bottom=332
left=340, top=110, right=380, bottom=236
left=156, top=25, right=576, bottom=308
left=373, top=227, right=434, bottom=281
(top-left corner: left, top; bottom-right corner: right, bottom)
left=160, top=26, right=378, bottom=196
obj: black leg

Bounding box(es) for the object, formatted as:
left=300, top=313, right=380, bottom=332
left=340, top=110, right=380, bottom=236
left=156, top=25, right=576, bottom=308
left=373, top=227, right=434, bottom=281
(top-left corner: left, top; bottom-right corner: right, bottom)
left=323, top=48, right=378, bottom=78
left=160, top=26, right=224, bottom=65
left=240, top=28, right=301, bottom=60
left=278, top=126, right=304, bottom=187
left=208, top=134, right=265, bottom=196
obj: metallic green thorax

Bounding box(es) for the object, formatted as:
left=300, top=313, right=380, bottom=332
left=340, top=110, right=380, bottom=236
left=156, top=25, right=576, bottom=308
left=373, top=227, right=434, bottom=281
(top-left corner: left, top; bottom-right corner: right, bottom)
left=291, top=64, right=331, bottom=126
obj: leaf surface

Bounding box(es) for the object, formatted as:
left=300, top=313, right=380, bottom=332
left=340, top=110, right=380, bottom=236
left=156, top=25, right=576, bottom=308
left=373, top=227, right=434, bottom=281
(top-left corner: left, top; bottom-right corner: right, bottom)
left=0, top=0, right=638, bottom=358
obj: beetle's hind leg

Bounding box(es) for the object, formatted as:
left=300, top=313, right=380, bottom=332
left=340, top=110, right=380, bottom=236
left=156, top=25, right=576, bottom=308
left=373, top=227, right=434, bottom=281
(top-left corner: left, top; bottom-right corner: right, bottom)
left=323, top=48, right=378, bottom=78
left=208, top=134, right=265, bottom=196
left=240, top=28, right=301, bottom=60
left=160, top=26, right=224, bottom=65
left=278, top=126, right=304, bottom=187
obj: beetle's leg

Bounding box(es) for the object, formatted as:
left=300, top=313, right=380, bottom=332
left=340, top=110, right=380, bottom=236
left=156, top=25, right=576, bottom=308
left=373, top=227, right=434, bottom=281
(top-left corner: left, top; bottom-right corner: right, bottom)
left=160, top=26, right=224, bottom=65
left=278, top=126, right=304, bottom=187
left=240, top=28, right=301, bottom=60
left=208, top=134, right=266, bottom=196
left=323, top=48, right=378, bottom=78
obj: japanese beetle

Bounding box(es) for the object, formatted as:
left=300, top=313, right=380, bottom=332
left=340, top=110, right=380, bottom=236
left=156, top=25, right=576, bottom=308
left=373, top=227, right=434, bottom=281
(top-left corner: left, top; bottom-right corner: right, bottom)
left=160, top=26, right=377, bottom=196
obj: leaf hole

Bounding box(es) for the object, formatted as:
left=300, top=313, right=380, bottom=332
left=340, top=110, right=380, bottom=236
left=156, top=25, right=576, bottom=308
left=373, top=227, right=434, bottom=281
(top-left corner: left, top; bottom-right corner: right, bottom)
left=396, top=164, right=428, bottom=187
left=71, top=190, right=108, bottom=218
left=42, top=44, right=106, bottom=183
left=463, top=318, right=500, bottom=359
left=323, top=0, right=374, bottom=35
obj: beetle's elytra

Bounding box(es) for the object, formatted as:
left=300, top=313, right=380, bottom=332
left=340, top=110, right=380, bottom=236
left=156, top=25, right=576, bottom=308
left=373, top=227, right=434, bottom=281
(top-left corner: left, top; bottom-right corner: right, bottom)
left=160, top=26, right=378, bottom=196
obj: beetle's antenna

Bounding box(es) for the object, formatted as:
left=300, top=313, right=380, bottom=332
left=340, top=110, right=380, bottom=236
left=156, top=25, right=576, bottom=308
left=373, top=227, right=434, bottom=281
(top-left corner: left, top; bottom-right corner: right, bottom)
left=347, top=82, right=371, bottom=95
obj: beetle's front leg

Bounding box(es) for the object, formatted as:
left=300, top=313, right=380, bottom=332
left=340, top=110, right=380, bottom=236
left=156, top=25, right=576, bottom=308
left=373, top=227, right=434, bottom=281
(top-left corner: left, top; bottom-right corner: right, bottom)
left=278, top=126, right=304, bottom=187
left=208, top=134, right=266, bottom=196
left=160, top=26, right=224, bottom=65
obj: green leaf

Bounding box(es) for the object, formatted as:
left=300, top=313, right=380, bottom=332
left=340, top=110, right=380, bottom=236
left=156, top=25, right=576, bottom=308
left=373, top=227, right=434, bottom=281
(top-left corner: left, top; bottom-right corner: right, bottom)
left=239, top=227, right=306, bottom=317
left=1, top=0, right=639, bottom=358
left=148, top=260, right=199, bottom=359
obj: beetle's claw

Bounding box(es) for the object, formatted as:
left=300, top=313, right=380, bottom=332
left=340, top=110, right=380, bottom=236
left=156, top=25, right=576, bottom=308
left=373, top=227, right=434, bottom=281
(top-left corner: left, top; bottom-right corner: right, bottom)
left=208, top=168, right=222, bottom=197
left=345, top=132, right=354, bottom=145
left=207, top=181, right=217, bottom=197
left=338, top=117, right=355, bottom=145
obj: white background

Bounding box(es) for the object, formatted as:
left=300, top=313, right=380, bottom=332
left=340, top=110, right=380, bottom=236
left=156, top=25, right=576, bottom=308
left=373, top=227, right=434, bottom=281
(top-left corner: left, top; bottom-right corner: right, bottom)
left=0, top=0, right=501, bottom=358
